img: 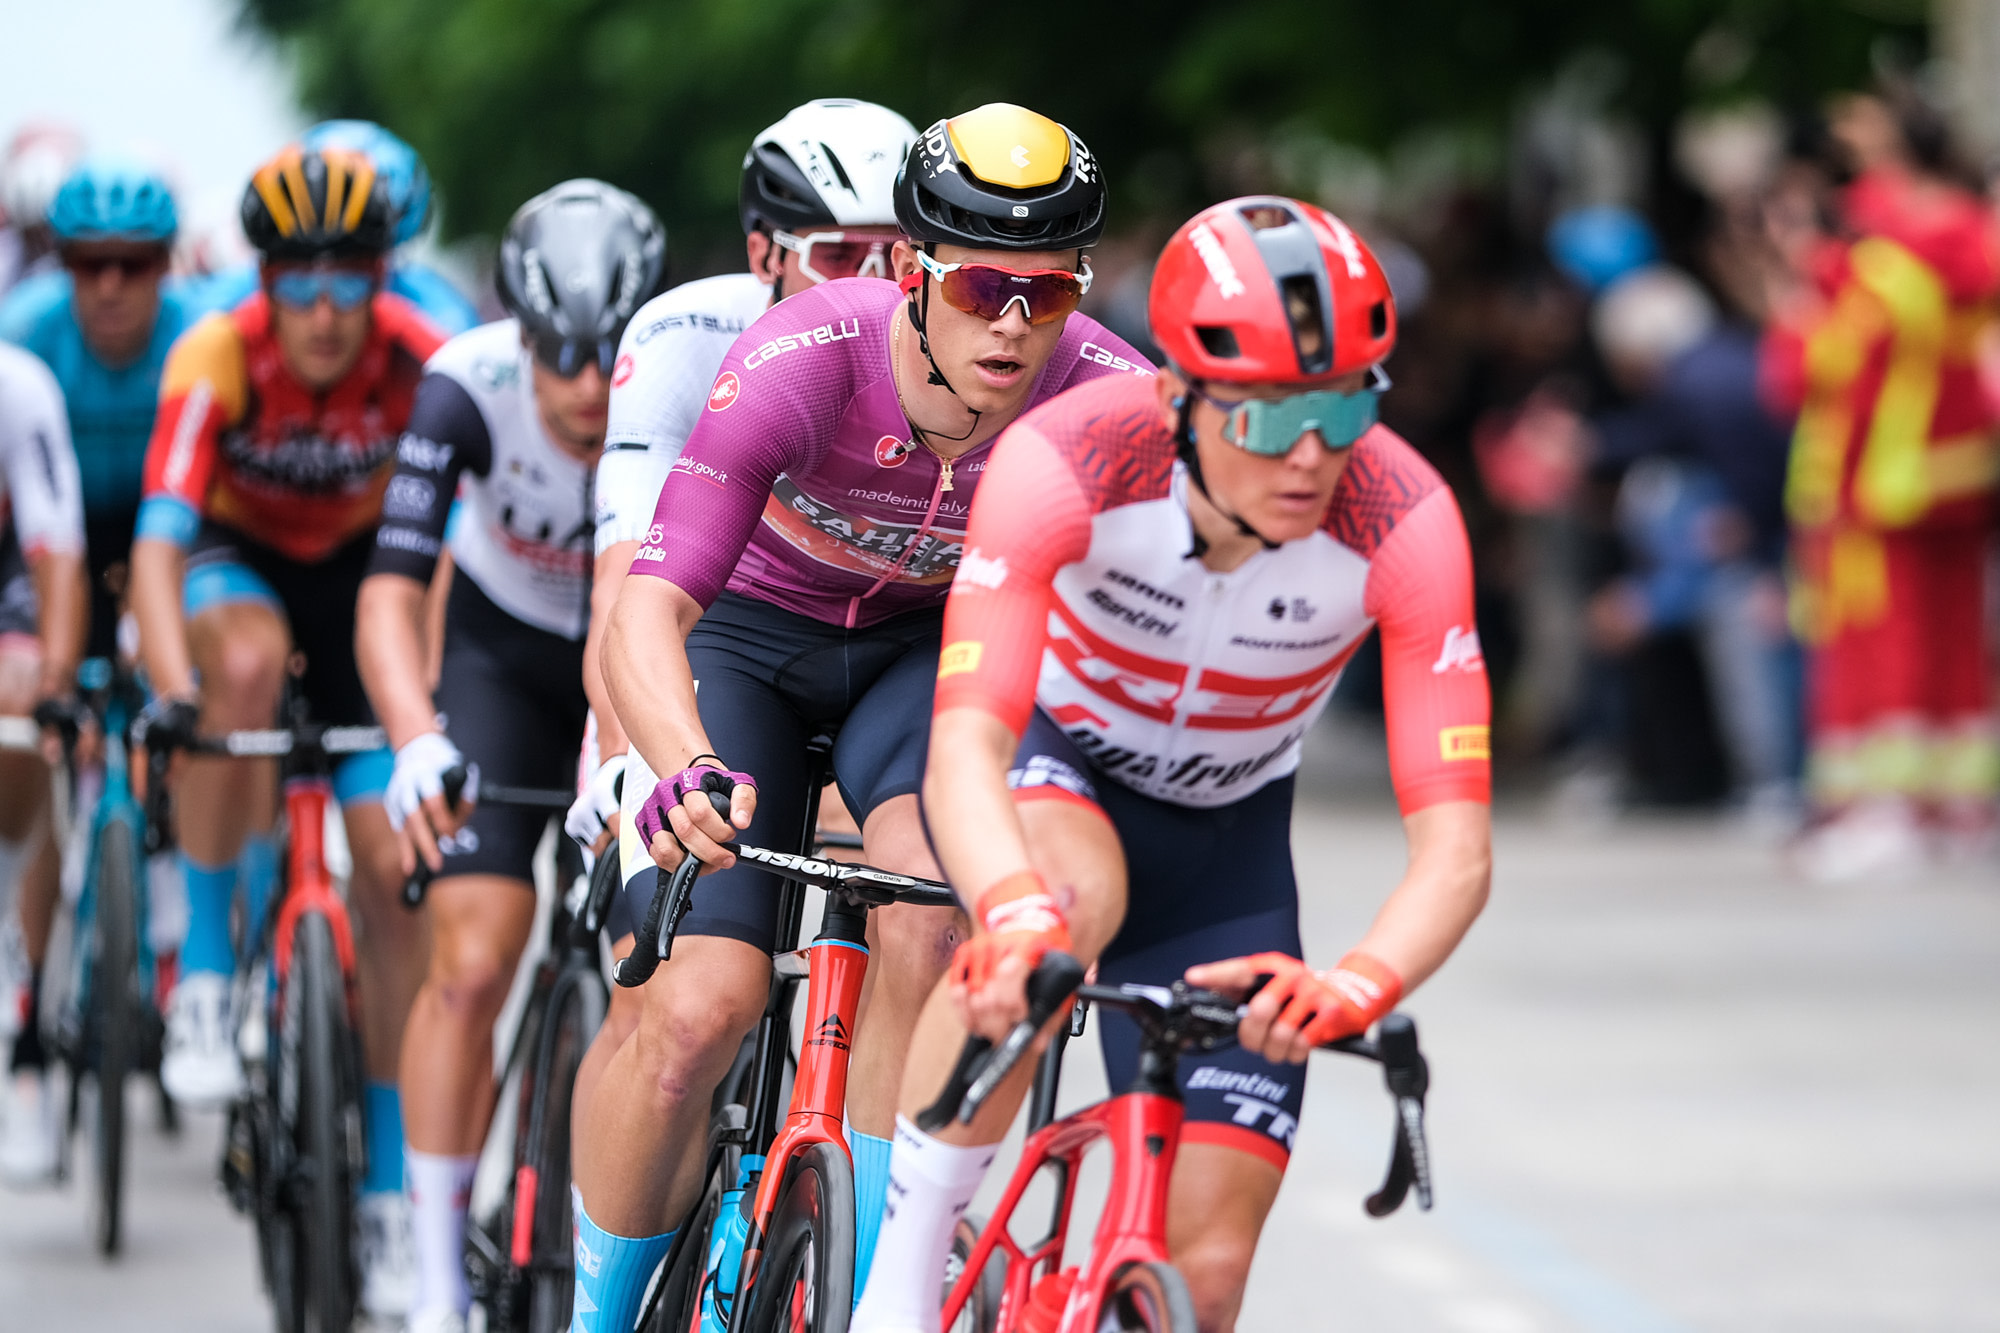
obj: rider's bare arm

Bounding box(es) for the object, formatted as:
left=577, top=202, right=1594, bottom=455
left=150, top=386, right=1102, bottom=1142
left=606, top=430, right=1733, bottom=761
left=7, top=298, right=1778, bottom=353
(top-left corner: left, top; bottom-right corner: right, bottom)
left=130, top=537, right=195, bottom=700
left=601, top=572, right=752, bottom=867
left=355, top=573, right=441, bottom=750
left=584, top=539, right=638, bottom=760
left=27, top=549, right=85, bottom=699
left=923, top=706, right=1037, bottom=912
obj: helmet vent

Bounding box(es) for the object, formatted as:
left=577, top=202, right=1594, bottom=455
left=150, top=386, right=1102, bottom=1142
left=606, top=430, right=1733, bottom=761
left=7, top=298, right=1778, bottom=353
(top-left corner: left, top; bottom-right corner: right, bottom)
left=1239, top=203, right=1299, bottom=232
left=1195, top=326, right=1240, bottom=359
left=1280, top=275, right=1329, bottom=369
left=1370, top=301, right=1388, bottom=339
left=820, top=144, right=855, bottom=194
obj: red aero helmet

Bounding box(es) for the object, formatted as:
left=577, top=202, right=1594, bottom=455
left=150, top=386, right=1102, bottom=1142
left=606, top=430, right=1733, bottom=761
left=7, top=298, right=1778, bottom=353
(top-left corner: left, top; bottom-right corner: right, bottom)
left=1149, top=196, right=1396, bottom=384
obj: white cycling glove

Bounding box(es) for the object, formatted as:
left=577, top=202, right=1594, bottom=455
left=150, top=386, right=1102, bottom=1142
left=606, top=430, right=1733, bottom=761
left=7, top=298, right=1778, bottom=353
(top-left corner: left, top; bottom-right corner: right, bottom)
left=566, top=751, right=628, bottom=850
left=385, top=731, right=477, bottom=832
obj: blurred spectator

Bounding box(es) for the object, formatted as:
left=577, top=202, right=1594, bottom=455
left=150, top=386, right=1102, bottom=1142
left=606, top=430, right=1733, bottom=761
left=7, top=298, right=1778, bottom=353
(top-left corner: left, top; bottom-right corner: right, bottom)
left=1766, top=90, right=2000, bottom=879
left=0, top=123, right=85, bottom=299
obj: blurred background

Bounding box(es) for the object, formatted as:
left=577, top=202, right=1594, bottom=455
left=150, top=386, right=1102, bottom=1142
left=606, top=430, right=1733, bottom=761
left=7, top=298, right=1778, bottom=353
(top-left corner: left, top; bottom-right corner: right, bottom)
left=4, top=1, right=1999, bottom=1330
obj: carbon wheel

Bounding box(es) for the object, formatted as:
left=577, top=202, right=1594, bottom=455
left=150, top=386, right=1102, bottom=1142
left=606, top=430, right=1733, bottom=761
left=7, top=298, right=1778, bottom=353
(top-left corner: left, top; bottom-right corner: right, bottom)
left=522, top=973, right=605, bottom=1333
left=736, top=1141, right=854, bottom=1333
left=87, top=814, right=140, bottom=1257
left=294, top=912, right=361, bottom=1333
left=944, top=1214, right=1004, bottom=1333
left=1095, top=1261, right=1197, bottom=1333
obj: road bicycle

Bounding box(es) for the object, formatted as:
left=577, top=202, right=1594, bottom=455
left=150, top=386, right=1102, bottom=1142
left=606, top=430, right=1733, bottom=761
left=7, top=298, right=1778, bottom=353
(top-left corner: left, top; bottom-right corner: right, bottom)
left=618, top=744, right=959, bottom=1333
left=402, top=775, right=614, bottom=1333
left=917, top=954, right=1434, bottom=1332
left=1, top=657, right=170, bottom=1256
left=142, top=694, right=385, bottom=1333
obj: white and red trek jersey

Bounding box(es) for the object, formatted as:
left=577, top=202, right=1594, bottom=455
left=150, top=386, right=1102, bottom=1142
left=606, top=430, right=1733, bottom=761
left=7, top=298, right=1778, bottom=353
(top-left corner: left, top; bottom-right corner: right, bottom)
left=936, top=372, right=1491, bottom=813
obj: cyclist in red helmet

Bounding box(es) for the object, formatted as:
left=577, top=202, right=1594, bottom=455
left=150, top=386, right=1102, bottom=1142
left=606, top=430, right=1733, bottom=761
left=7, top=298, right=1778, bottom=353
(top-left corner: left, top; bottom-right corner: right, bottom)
left=853, top=198, right=1494, bottom=1333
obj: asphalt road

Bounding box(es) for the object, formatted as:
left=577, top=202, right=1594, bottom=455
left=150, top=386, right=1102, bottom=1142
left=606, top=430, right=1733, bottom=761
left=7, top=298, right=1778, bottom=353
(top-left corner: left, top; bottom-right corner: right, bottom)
left=5, top=729, right=1997, bottom=1331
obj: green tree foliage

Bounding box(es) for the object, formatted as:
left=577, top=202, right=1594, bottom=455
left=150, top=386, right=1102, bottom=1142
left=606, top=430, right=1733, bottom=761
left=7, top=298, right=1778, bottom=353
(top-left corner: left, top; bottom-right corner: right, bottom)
left=239, top=0, right=1924, bottom=263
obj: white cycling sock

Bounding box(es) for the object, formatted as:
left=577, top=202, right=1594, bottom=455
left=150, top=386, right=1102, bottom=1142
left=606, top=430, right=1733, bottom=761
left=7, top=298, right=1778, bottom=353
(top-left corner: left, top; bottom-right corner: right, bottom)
left=407, top=1149, right=477, bottom=1316
left=850, top=1115, right=997, bottom=1333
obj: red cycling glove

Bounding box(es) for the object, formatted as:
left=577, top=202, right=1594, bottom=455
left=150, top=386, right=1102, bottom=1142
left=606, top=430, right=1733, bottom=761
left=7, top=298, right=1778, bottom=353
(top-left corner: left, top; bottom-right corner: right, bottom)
left=951, top=870, right=1072, bottom=992
left=1241, top=950, right=1402, bottom=1044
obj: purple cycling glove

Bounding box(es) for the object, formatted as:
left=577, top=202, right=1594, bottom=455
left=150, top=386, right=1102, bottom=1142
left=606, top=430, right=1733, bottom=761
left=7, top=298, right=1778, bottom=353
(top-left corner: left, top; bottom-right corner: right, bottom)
left=635, top=764, right=758, bottom=851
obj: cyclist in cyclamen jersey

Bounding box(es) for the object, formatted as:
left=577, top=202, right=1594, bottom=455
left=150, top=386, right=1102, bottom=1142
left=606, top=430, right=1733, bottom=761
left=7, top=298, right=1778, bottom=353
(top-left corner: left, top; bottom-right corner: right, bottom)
left=0, top=158, right=195, bottom=658
left=572, top=103, right=1150, bottom=1333
left=0, top=341, right=84, bottom=1187
left=128, top=144, right=444, bottom=1314
left=570, top=98, right=918, bottom=866
left=854, top=199, right=1493, bottom=1333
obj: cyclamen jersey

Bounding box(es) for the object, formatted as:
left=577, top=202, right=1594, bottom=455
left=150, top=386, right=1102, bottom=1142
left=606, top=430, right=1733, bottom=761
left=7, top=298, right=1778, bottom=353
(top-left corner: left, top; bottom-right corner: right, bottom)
left=0, top=271, right=197, bottom=519
left=0, top=341, right=84, bottom=558
left=936, top=373, right=1491, bottom=812
left=137, top=292, right=444, bottom=562
left=629, top=277, right=1153, bottom=627
left=368, top=319, right=595, bottom=639
left=595, top=272, right=770, bottom=554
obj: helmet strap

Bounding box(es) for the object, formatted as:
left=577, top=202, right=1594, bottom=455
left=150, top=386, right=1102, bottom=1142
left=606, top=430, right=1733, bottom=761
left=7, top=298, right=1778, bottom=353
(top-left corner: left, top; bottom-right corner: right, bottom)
left=899, top=245, right=983, bottom=446
left=1176, top=386, right=1279, bottom=556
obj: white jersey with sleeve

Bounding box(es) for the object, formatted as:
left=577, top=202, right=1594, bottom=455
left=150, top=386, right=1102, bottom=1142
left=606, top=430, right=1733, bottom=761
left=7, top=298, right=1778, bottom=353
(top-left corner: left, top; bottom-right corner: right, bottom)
left=594, top=271, right=770, bottom=554
left=369, top=319, right=596, bottom=639
left=0, top=339, right=84, bottom=559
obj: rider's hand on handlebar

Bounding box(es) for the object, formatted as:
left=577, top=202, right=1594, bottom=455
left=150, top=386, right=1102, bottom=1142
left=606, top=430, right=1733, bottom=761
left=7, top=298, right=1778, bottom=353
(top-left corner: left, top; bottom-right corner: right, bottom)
left=564, top=751, right=627, bottom=855
left=1185, top=950, right=1402, bottom=1065
left=133, top=694, right=201, bottom=752
left=386, top=731, right=476, bottom=874
left=636, top=763, right=756, bottom=874
left=949, top=870, right=1074, bottom=1043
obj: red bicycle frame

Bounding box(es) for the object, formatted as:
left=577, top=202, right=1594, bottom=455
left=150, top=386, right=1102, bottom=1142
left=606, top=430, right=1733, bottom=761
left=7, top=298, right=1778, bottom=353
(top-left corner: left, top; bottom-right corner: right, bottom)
left=270, top=776, right=358, bottom=987
left=943, top=1086, right=1183, bottom=1332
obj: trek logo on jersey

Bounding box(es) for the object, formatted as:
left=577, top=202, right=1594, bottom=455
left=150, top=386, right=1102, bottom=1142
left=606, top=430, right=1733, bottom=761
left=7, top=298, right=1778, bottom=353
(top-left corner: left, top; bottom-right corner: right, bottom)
left=956, top=548, right=1009, bottom=591
left=706, top=371, right=742, bottom=412
left=1432, top=625, right=1484, bottom=674
left=875, top=435, right=909, bottom=468
left=740, top=317, right=863, bottom=370
left=939, top=641, right=983, bottom=678
left=1439, top=725, right=1490, bottom=762
left=1189, top=223, right=1245, bottom=299
left=1078, top=341, right=1153, bottom=376
left=612, top=353, right=636, bottom=387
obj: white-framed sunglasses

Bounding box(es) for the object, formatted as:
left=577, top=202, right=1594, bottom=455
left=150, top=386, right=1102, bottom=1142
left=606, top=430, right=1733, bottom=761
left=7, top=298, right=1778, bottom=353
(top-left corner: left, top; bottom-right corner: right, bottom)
left=772, top=229, right=903, bottom=283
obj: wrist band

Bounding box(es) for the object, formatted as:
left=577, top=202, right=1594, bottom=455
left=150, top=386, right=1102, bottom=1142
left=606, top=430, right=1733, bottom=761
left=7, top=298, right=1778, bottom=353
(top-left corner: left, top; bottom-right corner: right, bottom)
left=689, top=753, right=725, bottom=769
left=974, top=869, right=1065, bottom=936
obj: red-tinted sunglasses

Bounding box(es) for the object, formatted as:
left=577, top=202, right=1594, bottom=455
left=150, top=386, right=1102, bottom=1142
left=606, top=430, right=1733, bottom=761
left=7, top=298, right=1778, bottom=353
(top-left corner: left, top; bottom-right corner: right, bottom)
left=901, top=252, right=1093, bottom=326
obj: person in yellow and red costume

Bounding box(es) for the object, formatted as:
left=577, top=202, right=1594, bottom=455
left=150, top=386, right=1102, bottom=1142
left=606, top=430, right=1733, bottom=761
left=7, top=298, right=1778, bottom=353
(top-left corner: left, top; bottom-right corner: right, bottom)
left=1764, top=91, right=2000, bottom=879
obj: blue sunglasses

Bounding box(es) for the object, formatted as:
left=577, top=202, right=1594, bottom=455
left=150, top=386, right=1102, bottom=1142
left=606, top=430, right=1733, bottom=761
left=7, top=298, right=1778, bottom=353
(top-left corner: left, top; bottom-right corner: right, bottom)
left=268, top=268, right=377, bottom=312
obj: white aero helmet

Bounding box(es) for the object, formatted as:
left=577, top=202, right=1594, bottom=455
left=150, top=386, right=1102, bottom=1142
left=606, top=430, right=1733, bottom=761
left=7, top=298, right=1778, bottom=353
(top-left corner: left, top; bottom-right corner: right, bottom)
left=738, top=98, right=918, bottom=233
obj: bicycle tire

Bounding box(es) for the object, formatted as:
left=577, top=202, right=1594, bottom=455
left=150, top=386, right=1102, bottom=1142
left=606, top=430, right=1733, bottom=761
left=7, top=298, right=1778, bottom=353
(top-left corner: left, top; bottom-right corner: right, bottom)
left=944, top=1214, right=1004, bottom=1333
left=1095, top=1261, right=1197, bottom=1333
left=647, top=1154, right=726, bottom=1333
left=295, top=912, right=362, bottom=1333
left=736, top=1140, right=855, bottom=1333
left=522, top=972, right=606, bottom=1333
left=88, top=813, right=140, bottom=1257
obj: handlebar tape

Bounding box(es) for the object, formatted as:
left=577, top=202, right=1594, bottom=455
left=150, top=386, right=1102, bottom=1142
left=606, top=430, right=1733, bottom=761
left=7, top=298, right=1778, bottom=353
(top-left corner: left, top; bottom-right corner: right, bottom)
left=915, top=951, right=1086, bottom=1132
left=613, top=788, right=733, bottom=988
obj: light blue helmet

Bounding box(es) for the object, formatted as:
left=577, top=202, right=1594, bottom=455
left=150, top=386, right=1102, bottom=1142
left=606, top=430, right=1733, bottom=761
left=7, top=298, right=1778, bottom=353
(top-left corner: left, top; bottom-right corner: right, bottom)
left=301, top=119, right=432, bottom=246
left=47, top=157, right=178, bottom=244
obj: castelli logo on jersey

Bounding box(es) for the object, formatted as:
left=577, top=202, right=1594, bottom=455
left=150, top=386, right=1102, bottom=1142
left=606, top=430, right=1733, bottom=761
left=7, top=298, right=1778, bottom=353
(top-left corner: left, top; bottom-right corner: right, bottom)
left=612, top=354, right=636, bottom=387
left=875, top=435, right=909, bottom=468
left=707, top=371, right=741, bottom=412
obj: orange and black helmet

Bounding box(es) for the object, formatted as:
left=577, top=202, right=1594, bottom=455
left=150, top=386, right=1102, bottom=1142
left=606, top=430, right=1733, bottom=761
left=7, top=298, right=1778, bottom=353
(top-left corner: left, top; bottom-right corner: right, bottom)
left=240, top=144, right=396, bottom=262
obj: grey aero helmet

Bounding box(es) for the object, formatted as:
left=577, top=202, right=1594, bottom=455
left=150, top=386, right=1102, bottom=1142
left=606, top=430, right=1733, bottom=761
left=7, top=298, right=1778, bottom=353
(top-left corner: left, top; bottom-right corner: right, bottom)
left=498, top=178, right=666, bottom=378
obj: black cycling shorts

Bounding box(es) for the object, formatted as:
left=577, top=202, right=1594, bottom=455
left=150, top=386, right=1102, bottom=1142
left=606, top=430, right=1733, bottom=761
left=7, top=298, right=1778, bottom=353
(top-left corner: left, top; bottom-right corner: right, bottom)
left=619, top=590, right=942, bottom=953
left=184, top=521, right=379, bottom=730
left=84, top=506, right=137, bottom=661
left=434, top=576, right=588, bottom=884
left=0, top=525, right=34, bottom=640
left=1009, top=707, right=1305, bottom=1171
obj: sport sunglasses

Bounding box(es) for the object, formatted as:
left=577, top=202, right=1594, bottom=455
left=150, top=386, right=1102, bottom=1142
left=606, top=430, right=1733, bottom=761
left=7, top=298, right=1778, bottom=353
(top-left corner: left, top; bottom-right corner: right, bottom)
left=268, top=268, right=377, bottom=312
left=63, top=251, right=169, bottom=282
left=772, top=229, right=901, bottom=283
left=1194, top=365, right=1392, bottom=456
left=909, top=250, right=1093, bottom=326
left=529, top=331, right=618, bottom=379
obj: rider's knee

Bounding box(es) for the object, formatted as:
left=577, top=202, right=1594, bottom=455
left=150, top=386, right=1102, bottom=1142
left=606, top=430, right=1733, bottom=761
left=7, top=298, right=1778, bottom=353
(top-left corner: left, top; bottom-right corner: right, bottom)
left=1173, top=1229, right=1257, bottom=1333
left=869, top=901, right=960, bottom=986
left=429, top=928, right=516, bottom=1025
left=202, top=633, right=286, bottom=721
left=635, top=968, right=764, bottom=1097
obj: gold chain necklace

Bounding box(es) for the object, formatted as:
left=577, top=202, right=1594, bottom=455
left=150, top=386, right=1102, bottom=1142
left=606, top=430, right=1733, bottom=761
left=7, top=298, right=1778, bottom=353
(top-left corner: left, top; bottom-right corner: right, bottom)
left=891, top=311, right=955, bottom=491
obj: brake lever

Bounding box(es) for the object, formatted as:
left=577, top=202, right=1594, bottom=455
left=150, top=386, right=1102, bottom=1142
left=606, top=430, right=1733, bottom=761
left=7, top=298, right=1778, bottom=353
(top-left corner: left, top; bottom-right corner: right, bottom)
left=613, top=786, right=733, bottom=987
left=400, top=766, right=468, bottom=910
left=1362, top=1013, right=1433, bottom=1215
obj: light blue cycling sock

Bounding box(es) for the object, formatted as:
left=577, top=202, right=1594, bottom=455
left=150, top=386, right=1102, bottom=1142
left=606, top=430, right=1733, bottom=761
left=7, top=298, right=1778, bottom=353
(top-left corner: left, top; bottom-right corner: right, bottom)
left=362, top=1081, right=406, bottom=1195
left=238, top=832, right=279, bottom=946
left=179, top=853, right=238, bottom=978
left=572, top=1198, right=674, bottom=1333
left=849, top=1128, right=894, bottom=1304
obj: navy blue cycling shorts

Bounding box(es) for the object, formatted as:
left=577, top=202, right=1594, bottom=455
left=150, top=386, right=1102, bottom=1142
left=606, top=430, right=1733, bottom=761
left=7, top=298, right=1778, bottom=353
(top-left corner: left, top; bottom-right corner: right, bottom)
left=1010, top=708, right=1305, bottom=1172
left=620, top=591, right=942, bottom=952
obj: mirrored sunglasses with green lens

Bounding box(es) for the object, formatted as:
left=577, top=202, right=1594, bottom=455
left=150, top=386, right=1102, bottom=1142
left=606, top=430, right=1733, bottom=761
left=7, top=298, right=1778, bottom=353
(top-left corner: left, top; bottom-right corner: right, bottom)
left=1195, top=366, right=1390, bottom=456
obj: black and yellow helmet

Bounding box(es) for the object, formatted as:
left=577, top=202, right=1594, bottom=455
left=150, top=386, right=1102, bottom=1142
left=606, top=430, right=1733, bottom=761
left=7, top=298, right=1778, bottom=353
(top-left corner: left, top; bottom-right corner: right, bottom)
left=240, top=144, right=396, bottom=262
left=895, top=103, right=1105, bottom=251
